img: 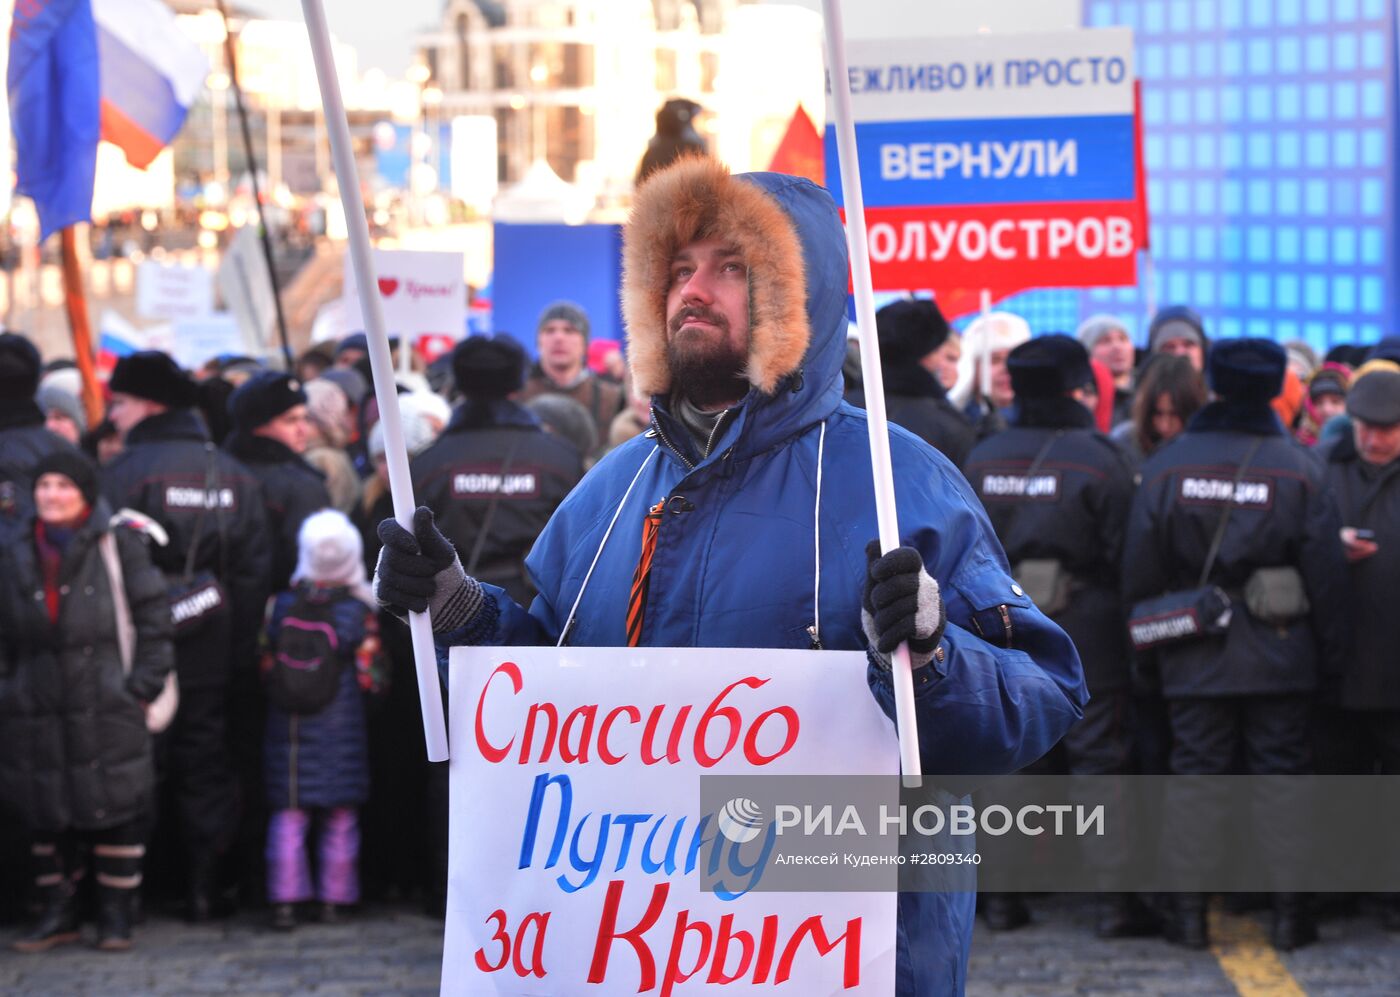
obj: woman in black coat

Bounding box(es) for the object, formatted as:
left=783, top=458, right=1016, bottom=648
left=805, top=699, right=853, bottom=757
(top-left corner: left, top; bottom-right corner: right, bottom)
left=0, top=451, right=174, bottom=952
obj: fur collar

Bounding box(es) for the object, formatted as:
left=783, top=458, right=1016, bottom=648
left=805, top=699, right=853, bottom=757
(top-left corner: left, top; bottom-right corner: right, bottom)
left=622, top=157, right=809, bottom=398
left=1187, top=399, right=1285, bottom=436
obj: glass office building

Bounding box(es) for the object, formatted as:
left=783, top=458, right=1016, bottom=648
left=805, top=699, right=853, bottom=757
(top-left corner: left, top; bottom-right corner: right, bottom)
left=994, top=0, right=1397, bottom=352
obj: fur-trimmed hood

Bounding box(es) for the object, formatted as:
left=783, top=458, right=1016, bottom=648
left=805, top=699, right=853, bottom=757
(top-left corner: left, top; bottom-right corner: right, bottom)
left=622, top=158, right=849, bottom=455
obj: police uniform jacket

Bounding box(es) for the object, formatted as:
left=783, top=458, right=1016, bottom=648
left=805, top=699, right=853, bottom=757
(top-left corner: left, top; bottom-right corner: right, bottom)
left=965, top=397, right=1135, bottom=692
left=1323, top=432, right=1400, bottom=709
left=225, top=431, right=332, bottom=592
left=851, top=363, right=975, bottom=470
left=410, top=400, right=583, bottom=605
left=1123, top=401, right=1350, bottom=698
left=100, top=408, right=272, bottom=685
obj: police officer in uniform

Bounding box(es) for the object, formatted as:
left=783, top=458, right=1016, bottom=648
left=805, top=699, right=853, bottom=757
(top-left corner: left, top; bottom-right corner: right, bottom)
left=225, top=371, right=332, bottom=592
left=411, top=336, right=583, bottom=606
left=965, top=335, right=1148, bottom=937
left=100, top=351, right=272, bottom=920
left=1123, top=338, right=1350, bottom=950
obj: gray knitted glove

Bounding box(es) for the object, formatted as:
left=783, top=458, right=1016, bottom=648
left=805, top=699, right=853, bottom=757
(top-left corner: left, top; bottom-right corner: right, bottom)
left=374, top=507, right=483, bottom=634
left=861, top=540, right=946, bottom=670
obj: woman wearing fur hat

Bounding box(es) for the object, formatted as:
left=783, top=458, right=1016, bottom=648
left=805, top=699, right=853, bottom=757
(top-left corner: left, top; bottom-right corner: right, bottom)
left=261, top=510, right=382, bottom=931
left=0, top=451, right=174, bottom=952
left=375, top=157, right=1087, bottom=994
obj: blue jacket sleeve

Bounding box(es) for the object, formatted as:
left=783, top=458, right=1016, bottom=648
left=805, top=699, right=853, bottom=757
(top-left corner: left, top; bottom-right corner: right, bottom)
left=432, top=584, right=558, bottom=683
left=866, top=458, right=1088, bottom=780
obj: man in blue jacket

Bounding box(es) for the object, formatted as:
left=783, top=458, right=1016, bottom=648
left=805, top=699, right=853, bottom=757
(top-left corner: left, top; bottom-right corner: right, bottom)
left=374, top=158, right=1086, bottom=995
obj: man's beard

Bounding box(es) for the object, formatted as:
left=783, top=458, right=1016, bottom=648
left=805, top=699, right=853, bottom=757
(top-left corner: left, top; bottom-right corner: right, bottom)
left=667, top=306, right=749, bottom=410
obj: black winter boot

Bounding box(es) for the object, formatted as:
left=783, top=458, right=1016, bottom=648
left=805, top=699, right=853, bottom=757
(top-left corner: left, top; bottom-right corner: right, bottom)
left=1164, top=893, right=1208, bottom=949
left=1095, top=893, right=1161, bottom=939
left=12, top=883, right=80, bottom=953
left=96, top=887, right=134, bottom=951
left=1271, top=893, right=1318, bottom=951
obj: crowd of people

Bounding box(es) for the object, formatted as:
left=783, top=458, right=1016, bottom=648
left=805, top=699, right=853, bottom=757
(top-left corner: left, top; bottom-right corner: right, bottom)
left=0, top=158, right=1396, bottom=987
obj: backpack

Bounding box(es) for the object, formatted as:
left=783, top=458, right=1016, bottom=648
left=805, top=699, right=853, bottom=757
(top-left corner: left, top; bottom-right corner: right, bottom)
left=267, top=585, right=349, bottom=714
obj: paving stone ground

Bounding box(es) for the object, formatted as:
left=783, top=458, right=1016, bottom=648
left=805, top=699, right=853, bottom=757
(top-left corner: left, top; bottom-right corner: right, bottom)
left=2, top=895, right=1395, bottom=994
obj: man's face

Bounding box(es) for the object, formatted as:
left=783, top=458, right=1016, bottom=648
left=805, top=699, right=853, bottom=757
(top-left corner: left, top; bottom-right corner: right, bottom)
left=1354, top=418, right=1400, bottom=467
left=1091, top=327, right=1135, bottom=377
left=108, top=392, right=163, bottom=437
left=538, top=320, right=586, bottom=376
left=920, top=334, right=961, bottom=391
left=1158, top=335, right=1204, bottom=371
left=665, top=238, right=752, bottom=410
left=256, top=404, right=311, bottom=454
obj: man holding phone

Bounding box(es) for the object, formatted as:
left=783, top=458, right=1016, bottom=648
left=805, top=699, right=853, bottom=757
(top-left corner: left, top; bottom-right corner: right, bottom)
left=1318, top=366, right=1400, bottom=927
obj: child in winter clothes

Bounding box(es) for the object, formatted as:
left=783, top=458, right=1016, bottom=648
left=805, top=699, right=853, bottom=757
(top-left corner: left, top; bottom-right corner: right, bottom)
left=262, top=510, right=382, bottom=929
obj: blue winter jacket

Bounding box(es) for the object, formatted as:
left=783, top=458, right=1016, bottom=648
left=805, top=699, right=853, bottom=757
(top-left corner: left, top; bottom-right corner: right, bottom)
left=438, top=171, right=1086, bottom=995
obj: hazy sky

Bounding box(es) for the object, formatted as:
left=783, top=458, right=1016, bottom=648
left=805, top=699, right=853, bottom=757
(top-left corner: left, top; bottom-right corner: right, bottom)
left=238, top=0, right=443, bottom=76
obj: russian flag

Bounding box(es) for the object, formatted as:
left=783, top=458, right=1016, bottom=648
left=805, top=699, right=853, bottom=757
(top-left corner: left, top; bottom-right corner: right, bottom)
left=93, top=0, right=207, bottom=169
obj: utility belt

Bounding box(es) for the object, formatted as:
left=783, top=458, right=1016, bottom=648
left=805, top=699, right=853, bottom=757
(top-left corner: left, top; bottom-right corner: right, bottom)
left=1127, top=566, right=1310, bottom=653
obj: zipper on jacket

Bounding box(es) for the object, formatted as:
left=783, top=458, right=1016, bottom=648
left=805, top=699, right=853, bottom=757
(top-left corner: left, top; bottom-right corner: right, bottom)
left=651, top=418, right=695, bottom=471
left=289, top=715, right=298, bottom=810
left=998, top=605, right=1013, bottom=648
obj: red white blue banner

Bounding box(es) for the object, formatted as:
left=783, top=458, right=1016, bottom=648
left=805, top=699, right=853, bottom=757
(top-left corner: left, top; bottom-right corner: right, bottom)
left=825, top=29, right=1143, bottom=296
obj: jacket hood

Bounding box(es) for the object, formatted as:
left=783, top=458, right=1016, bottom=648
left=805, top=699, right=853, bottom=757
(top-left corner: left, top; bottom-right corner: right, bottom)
left=622, top=158, right=849, bottom=454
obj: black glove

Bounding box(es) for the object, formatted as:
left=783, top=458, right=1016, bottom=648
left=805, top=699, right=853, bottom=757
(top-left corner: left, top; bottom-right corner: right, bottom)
left=861, top=540, right=946, bottom=670
left=373, top=507, right=482, bottom=633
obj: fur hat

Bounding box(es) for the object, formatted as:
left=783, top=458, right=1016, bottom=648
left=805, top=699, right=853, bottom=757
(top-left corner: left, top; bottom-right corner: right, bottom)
left=1207, top=337, right=1286, bottom=404
left=33, top=449, right=100, bottom=509
left=876, top=298, right=950, bottom=364
left=1148, top=305, right=1206, bottom=354
left=0, top=332, right=42, bottom=398
left=452, top=335, right=525, bottom=399
left=1007, top=335, right=1095, bottom=399
left=109, top=351, right=198, bottom=408
left=951, top=311, right=1032, bottom=408
left=1346, top=369, right=1400, bottom=426
left=622, top=157, right=809, bottom=398
left=536, top=301, right=591, bottom=343
left=228, top=371, right=307, bottom=432
left=292, top=509, right=374, bottom=606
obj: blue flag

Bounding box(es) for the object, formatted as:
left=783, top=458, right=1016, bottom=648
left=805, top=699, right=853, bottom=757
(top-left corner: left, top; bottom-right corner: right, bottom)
left=9, top=0, right=100, bottom=240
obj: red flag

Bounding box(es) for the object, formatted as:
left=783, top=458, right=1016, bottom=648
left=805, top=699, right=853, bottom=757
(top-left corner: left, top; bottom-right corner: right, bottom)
left=768, top=104, right=823, bottom=184
left=1133, top=79, right=1150, bottom=250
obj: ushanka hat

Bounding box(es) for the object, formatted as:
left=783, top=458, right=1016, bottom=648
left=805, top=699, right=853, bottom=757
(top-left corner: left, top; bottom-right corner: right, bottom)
left=109, top=351, right=198, bottom=407
left=1207, top=337, right=1286, bottom=404
left=875, top=298, right=951, bottom=364
left=1006, top=335, right=1095, bottom=399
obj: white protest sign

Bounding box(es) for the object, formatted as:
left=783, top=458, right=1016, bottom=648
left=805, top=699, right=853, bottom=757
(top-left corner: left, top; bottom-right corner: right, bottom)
left=171, top=313, right=246, bottom=369
left=444, top=646, right=899, bottom=996
left=217, top=225, right=279, bottom=355
left=136, top=261, right=214, bottom=321
left=342, top=247, right=466, bottom=341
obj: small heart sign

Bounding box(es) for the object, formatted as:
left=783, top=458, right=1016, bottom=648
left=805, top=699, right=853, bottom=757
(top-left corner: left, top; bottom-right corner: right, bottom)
left=377, top=277, right=399, bottom=297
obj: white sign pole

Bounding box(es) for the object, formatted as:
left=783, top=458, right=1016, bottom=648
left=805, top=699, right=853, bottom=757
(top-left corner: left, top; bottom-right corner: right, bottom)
left=300, top=0, right=448, bottom=761
left=821, top=0, right=921, bottom=787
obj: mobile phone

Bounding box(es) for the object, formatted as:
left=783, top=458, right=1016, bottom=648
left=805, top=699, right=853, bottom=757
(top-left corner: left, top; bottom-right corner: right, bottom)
left=1352, top=529, right=1376, bottom=542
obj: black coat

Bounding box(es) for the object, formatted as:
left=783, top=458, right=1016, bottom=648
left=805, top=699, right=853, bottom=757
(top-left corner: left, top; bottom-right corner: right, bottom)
left=851, top=364, right=975, bottom=469
left=1323, top=434, right=1400, bottom=709
left=0, top=401, right=75, bottom=544
left=410, top=401, right=582, bottom=605
left=225, top=431, right=332, bottom=592
left=965, top=398, right=1135, bottom=692
left=0, top=505, right=175, bottom=831
left=1123, top=402, right=1351, bottom=698
left=100, top=408, right=272, bottom=685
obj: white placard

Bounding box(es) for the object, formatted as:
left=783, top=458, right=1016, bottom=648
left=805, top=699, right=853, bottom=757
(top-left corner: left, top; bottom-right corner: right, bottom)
left=444, top=646, right=899, bottom=996
left=170, top=313, right=245, bottom=369
left=136, top=260, right=213, bottom=321
left=342, top=247, right=466, bottom=340
left=217, top=225, right=279, bottom=355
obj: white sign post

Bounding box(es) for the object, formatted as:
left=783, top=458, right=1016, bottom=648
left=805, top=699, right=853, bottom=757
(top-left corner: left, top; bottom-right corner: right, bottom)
left=444, top=646, right=899, bottom=996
